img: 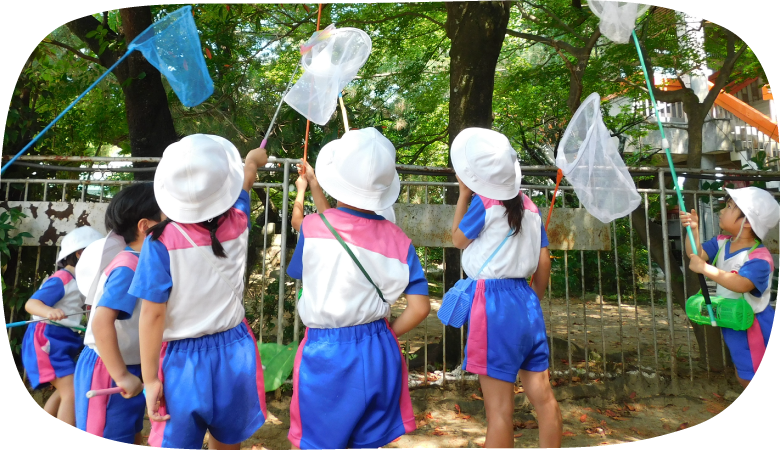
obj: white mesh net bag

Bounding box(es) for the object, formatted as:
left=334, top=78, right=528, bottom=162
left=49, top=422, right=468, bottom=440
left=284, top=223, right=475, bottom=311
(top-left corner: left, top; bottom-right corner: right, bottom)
left=588, top=1, right=650, bottom=44
left=556, top=93, right=641, bottom=223
left=284, top=26, right=372, bottom=125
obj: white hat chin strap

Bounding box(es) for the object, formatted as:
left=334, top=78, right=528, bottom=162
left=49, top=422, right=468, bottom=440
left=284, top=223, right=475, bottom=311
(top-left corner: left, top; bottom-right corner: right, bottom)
left=731, top=217, right=747, bottom=242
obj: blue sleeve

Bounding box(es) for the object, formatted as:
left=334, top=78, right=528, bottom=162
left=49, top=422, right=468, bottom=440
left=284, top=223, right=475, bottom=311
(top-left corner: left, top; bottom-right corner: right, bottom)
left=739, top=258, right=772, bottom=297
left=701, top=236, right=719, bottom=262
left=458, top=195, right=486, bottom=240
left=235, top=190, right=251, bottom=229
left=286, top=228, right=305, bottom=280
left=539, top=211, right=549, bottom=248
left=30, top=277, right=65, bottom=307
left=99, top=267, right=138, bottom=320
left=128, top=236, right=172, bottom=303
left=404, top=244, right=429, bottom=295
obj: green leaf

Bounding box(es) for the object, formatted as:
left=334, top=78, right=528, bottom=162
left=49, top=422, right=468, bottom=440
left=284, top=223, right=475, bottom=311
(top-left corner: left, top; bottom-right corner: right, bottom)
left=258, top=341, right=298, bottom=392
left=137, top=72, right=146, bottom=80
left=86, top=30, right=97, bottom=38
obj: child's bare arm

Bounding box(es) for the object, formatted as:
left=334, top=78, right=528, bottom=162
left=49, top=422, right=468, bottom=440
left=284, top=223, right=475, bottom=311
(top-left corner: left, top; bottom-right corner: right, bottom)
left=680, top=209, right=708, bottom=261
left=139, top=300, right=170, bottom=422
left=243, top=148, right=269, bottom=192
left=92, top=306, right=143, bottom=398
left=389, top=294, right=430, bottom=337
left=299, top=160, right=331, bottom=213
left=531, top=247, right=551, bottom=300
left=25, top=298, right=66, bottom=321
left=451, top=176, right=473, bottom=250
left=688, top=254, right=755, bottom=293
left=292, top=175, right=308, bottom=232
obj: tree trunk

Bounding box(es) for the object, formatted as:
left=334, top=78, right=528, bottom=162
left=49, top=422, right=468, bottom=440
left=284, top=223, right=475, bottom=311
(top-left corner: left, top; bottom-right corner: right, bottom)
left=66, top=6, right=178, bottom=180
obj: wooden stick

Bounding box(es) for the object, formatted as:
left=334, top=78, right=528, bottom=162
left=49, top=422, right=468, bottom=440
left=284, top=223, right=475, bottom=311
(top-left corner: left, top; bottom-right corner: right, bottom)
left=339, top=92, right=350, bottom=132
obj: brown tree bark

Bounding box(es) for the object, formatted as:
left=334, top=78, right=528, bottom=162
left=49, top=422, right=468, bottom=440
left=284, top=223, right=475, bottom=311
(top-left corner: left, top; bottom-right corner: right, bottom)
left=66, top=7, right=178, bottom=180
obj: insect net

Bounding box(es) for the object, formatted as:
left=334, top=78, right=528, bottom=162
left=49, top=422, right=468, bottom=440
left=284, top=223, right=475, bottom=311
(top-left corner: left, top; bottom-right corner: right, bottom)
left=588, top=1, right=650, bottom=44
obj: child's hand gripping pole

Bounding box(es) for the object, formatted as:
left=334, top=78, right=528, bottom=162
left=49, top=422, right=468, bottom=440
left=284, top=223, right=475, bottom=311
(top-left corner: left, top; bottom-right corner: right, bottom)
left=632, top=30, right=717, bottom=326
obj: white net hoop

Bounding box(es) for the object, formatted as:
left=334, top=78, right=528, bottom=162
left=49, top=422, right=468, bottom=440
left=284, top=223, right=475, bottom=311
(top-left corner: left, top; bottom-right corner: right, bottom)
left=588, top=1, right=650, bottom=44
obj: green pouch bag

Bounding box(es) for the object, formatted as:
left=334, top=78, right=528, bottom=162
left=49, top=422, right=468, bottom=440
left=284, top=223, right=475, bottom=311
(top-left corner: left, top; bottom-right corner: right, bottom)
left=685, top=292, right=754, bottom=330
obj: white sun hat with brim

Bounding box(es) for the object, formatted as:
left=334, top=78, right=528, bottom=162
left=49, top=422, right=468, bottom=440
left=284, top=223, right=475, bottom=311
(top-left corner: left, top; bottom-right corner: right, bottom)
left=725, top=187, right=780, bottom=241
left=57, top=226, right=104, bottom=263
left=450, top=128, right=522, bottom=201
left=75, top=231, right=126, bottom=304
left=315, top=128, right=401, bottom=211
left=154, top=134, right=244, bottom=224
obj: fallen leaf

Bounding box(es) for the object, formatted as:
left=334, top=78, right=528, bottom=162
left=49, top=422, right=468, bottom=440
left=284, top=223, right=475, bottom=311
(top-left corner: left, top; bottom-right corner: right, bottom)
left=624, top=403, right=636, bottom=412
left=682, top=406, right=690, bottom=412
left=662, top=423, right=672, bottom=431
left=514, top=386, right=525, bottom=394
left=524, top=420, right=539, bottom=429
left=677, top=423, right=689, bottom=431
left=513, top=421, right=524, bottom=429
left=471, top=393, right=483, bottom=401
left=629, top=391, right=637, bottom=399
left=392, top=437, right=402, bottom=442
left=425, top=413, right=434, bottom=419
left=712, top=392, right=722, bottom=399
left=432, top=428, right=447, bottom=436
left=514, top=433, right=524, bottom=438
left=562, top=431, right=576, bottom=437
left=583, top=407, right=594, bottom=412
left=579, top=414, right=588, bottom=423
left=629, top=427, right=644, bottom=436
left=572, top=376, right=581, bottom=382
left=455, top=404, right=461, bottom=415
left=461, top=415, right=472, bottom=420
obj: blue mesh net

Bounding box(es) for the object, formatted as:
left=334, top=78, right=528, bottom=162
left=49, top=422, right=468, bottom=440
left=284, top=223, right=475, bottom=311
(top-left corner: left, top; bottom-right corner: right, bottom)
left=128, top=6, right=213, bottom=107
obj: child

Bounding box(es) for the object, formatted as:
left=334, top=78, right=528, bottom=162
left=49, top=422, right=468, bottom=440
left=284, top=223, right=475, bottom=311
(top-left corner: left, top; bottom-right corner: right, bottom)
left=21, top=225, right=103, bottom=426
left=286, top=128, right=430, bottom=449
left=73, top=182, right=162, bottom=444
left=129, top=134, right=268, bottom=449
left=681, top=187, right=779, bottom=387
left=449, top=127, right=562, bottom=448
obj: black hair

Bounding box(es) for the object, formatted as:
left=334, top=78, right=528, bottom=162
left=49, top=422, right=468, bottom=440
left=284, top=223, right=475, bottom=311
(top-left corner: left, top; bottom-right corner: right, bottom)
left=105, top=183, right=162, bottom=244
left=501, top=194, right=525, bottom=236
left=56, top=252, right=80, bottom=270
left=722, top=194, right=746, bottom=219
left=147, top=212, right=229, bottom=258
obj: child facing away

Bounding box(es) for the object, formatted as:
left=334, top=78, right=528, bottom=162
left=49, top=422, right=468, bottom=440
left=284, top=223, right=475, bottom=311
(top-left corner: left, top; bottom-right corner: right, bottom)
left=448, top=128, right=562, bottom=448
left=286, top=127, right=430, bottom=449
left=21, top=225, right=103, bottom=426
left=681, top=187, right=779, bottom=387
left=73, top=182, right=162, bottom=444
left=129, top=135, right=268, bottom=449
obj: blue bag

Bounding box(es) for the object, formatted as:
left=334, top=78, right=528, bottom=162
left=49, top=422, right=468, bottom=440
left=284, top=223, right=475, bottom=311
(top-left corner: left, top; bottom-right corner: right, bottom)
left=438, top=229, right=513, bottom=328
left=129, top=6, right=214, bottom=107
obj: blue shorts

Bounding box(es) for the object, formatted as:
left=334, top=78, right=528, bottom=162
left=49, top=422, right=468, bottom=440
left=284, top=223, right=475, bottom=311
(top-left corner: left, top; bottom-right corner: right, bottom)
left=722, top=306, right=774, bottom=381
left=148, top=319, right=266, bottom=448
left=74, top=346, right=145, bottom=443
left=21, top=322, right=83, bottom=389
left=289, top=319, right=416, bottom=449
left=463, top=279, right=549, bottom=383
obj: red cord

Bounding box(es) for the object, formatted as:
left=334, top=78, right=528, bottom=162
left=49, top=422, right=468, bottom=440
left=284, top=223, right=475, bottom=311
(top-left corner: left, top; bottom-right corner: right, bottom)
left=301, top=4, right=323, bottom=175
left=530, top=168, right=563, bottom=286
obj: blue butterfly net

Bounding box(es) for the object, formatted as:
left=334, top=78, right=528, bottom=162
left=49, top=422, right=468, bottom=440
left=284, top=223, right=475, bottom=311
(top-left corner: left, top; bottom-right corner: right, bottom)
left=128, top=6, right=213, bottom=107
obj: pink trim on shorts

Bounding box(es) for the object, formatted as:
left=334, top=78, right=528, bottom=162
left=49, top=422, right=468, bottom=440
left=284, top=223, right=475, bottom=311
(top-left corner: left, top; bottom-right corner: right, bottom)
left=147, top=342, right=169, bottom=448
left=243, top=319, right=267, bottom=417
left=465, top=280, right=488, bottom=375
left=384, top=319, right=417, bottom=433
left=33, top=323, right=56, bottom=384
left=288, top=329, right=309, bottom=448
left=85, top=357, right=112, bottom=436
left=746, top=319, right=766, bottom=373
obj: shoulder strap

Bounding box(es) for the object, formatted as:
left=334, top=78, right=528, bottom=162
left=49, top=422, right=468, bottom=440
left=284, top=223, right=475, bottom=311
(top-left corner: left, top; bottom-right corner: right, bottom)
left=476, top=229, right=514, bottom=279
left=319, top=213, right=386, bottom=303
left=170, top=222, right=242, bottom=300
left=713, top=238, right=761, bottom=266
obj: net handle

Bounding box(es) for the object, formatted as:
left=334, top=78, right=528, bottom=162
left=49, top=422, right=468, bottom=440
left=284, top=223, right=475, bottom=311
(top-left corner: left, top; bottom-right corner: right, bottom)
left=529, top=169, right=563, bottom=286
left=301, top=4, right=324, bottom=176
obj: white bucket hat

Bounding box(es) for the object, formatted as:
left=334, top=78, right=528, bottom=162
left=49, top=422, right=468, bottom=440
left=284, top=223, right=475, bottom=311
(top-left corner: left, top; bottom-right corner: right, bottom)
left=315, top=128, right=401, bottom=211
left=725, top=187, right=780, bottom=241
left=450, top=128, right=522, bottom=200
left=154, top=134, right=244, bottom=224
left=57, top=226, right=103, bottom=263
left=75, top=232, right=126, bottom=303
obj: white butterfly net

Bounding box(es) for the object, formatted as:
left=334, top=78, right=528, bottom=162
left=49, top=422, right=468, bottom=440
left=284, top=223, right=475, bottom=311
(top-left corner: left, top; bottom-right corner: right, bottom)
left=588, top=1, right=650, bottom=44
left=284, top=27, right=372, bottom=125
left=556, top=93, right=641, bottom=223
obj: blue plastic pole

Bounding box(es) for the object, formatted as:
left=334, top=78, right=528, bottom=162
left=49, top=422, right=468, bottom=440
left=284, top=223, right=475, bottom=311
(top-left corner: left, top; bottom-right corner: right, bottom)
left=632, top=30, right=717, bottom=326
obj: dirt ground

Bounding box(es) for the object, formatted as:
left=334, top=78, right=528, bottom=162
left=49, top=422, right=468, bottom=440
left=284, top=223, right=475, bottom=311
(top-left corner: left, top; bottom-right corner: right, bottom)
left=30, top=289, right=738, bottom=448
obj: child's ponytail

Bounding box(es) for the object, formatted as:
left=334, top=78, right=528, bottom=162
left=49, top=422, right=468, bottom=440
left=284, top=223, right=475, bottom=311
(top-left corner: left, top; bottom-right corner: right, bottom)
left=501, top=195, right=525, bottom=236
left=199, top=213, right=228, bottom=258
left=147, top=219, right=172, bottom=241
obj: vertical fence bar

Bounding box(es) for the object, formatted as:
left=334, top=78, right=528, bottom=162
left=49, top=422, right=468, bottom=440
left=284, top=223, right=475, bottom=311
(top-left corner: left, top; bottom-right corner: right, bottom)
left=442, top=185, right=447, bottom=387
left=597, top=251, right=606, bottom=375
left=423, top=185, right=429, bottom=385
left=698, top=193, right=710, bottom=378
left=564, top=250, right=573, bottom=381
left=277, top=162, right=290, bottom=346
left=581, top=250, right=588, bottom=380
left=659, top=171, right=678, bottom=391
left=678, top=210, right=694, bottom=382
left=630, top=213, right=640, bottom=371
left=612, top=221, right=625, bottom=374
left=708, top=192, right=728, bottom=371
left=259, top=186, right=270, bottom=342
left=645, top=193, right=660, bottom=378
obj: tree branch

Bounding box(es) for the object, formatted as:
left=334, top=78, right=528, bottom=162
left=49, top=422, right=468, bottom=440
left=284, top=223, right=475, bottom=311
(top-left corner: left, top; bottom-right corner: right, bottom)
left=523, top=1, right=588, bottom=43
left=337, top=11, right=445, bottom=30
left=42, top=39, right=100, bottom=64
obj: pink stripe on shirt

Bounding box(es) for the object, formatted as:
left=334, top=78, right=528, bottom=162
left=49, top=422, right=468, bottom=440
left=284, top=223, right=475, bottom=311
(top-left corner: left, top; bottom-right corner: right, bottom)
left=51, top=270, right=74, bottom=285
left=302, top=210, right=411, bottom=263
left=748, top=247, right=775, bottom=271
left=158, top=208, right=248, bottom=251
left=103, top=251, right=139, bottom=276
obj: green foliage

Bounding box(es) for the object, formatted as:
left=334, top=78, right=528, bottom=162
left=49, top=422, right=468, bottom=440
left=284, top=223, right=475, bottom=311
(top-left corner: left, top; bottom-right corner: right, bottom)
left=1, top=208, right=33, bottom=359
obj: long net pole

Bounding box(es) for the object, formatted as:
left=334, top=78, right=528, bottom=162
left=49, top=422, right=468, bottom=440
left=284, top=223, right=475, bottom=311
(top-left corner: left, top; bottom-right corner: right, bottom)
left=301, top=4, right=323, bottom=175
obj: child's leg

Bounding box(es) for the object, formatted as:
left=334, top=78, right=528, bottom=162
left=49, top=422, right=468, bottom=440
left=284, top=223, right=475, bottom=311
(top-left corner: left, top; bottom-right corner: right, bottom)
left=50, top=374, right=76, bottom=426
left=735, top=368, right=750, bottom=388
left=208, top=433, right=241, bottom=450
left=479, top=374, right=515, bottom=448
left=518, top=369, right=561, bottom=448
left=43, top=391, right=60, bottom=450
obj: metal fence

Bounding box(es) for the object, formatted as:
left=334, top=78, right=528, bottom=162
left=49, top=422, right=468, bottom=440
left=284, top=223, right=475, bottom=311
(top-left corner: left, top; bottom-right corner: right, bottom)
left=3, top=156, right=779, bottom=392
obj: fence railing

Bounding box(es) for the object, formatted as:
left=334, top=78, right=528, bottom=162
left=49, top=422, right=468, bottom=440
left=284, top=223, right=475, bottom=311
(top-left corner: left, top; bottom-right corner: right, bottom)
left=3, top=157, right=780, bottom=392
